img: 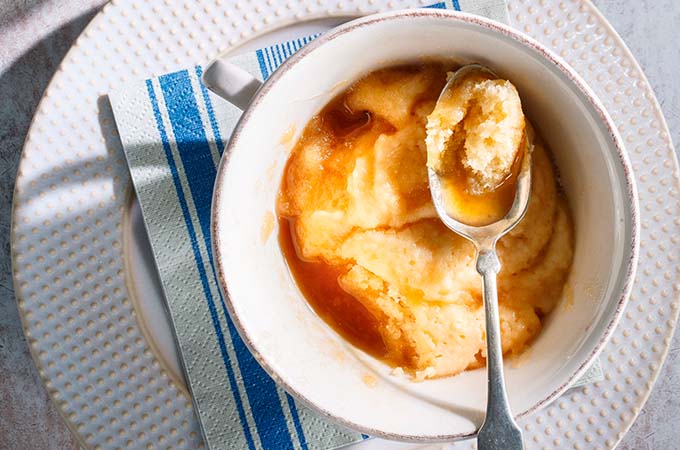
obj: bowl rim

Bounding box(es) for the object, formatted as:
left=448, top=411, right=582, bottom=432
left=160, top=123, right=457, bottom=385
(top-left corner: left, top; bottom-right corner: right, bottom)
left=211, top=8, right=640, bottom=442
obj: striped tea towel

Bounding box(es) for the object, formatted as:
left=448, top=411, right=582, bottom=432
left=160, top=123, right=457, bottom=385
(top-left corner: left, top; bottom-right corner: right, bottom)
left=109, top=1, right=598, bottom=449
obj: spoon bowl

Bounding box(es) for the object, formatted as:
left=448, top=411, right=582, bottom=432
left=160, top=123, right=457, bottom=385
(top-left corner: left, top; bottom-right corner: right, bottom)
left=427, top=63, right=534, bottom=246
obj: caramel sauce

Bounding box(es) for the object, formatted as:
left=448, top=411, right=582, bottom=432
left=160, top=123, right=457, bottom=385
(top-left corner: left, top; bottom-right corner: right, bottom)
left=278, top=218, right=386, bottom=358
left=439, top=148, right=523, bottom=226
left=322, top=96, right=373, bottom=138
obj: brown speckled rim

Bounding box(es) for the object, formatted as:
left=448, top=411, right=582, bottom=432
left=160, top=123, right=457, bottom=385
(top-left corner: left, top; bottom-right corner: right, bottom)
left=211, top=9, right=640, bottom=442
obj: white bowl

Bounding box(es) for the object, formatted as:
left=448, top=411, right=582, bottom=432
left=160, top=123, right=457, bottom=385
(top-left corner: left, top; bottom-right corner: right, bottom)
left=210, top=9, right=639, bottom=442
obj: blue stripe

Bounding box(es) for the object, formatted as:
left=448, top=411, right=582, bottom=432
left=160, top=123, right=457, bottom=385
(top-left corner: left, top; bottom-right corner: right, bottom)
left=158, top=70, right=296, bottom=450
left=264, top=47, right=275, bottom=76
left=261, top=33, right=335, bottom=80
left=193, top=66, right=225, bottom=156
left=274, top=45, right=283, bottom=67
left=451, top=0, right=461, bottom=10
left=269, top=46, right=280, bottom=67
left=265, top=47, right=275, bottom=68
left=425, top=1, right=446, bottom=8
left=158, top=72, right=216, bottom=243
left=145, top=79, right=256, bottom=450
left=286, top=393, right=308, bottom=450
left=255, top=49, right=270, bottom=80
left=274, top=45, right=284, bottom=70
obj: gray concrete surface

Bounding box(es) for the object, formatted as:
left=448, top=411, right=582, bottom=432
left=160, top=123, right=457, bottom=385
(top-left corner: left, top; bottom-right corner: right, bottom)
left=0, top=1, right=678, bottom=448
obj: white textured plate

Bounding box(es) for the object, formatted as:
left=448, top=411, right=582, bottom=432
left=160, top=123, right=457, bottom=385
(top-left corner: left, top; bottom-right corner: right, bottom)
left=11, top=0, right=679, bottom=449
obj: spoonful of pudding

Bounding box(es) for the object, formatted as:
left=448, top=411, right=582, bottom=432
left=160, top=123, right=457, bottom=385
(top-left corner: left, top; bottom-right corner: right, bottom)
left=426, top=64, right=529, bottom=226
left=426, top=64, right=531, bottom=450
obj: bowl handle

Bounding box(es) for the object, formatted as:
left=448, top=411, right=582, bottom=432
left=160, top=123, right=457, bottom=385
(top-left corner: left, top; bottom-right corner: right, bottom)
left=202, top=58, right=262, bottom=111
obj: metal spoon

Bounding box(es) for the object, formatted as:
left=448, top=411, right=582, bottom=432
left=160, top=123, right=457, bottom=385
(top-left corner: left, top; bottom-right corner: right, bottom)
left=427, top=64, right=531, bottom=450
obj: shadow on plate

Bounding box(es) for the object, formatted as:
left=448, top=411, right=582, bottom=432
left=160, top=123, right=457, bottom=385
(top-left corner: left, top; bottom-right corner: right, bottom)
left=0, top=8, right=99, bottom=449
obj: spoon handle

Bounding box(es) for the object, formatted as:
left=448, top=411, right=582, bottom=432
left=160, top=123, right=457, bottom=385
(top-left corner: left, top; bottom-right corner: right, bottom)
left=476, top=247, right=524, bottom=450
